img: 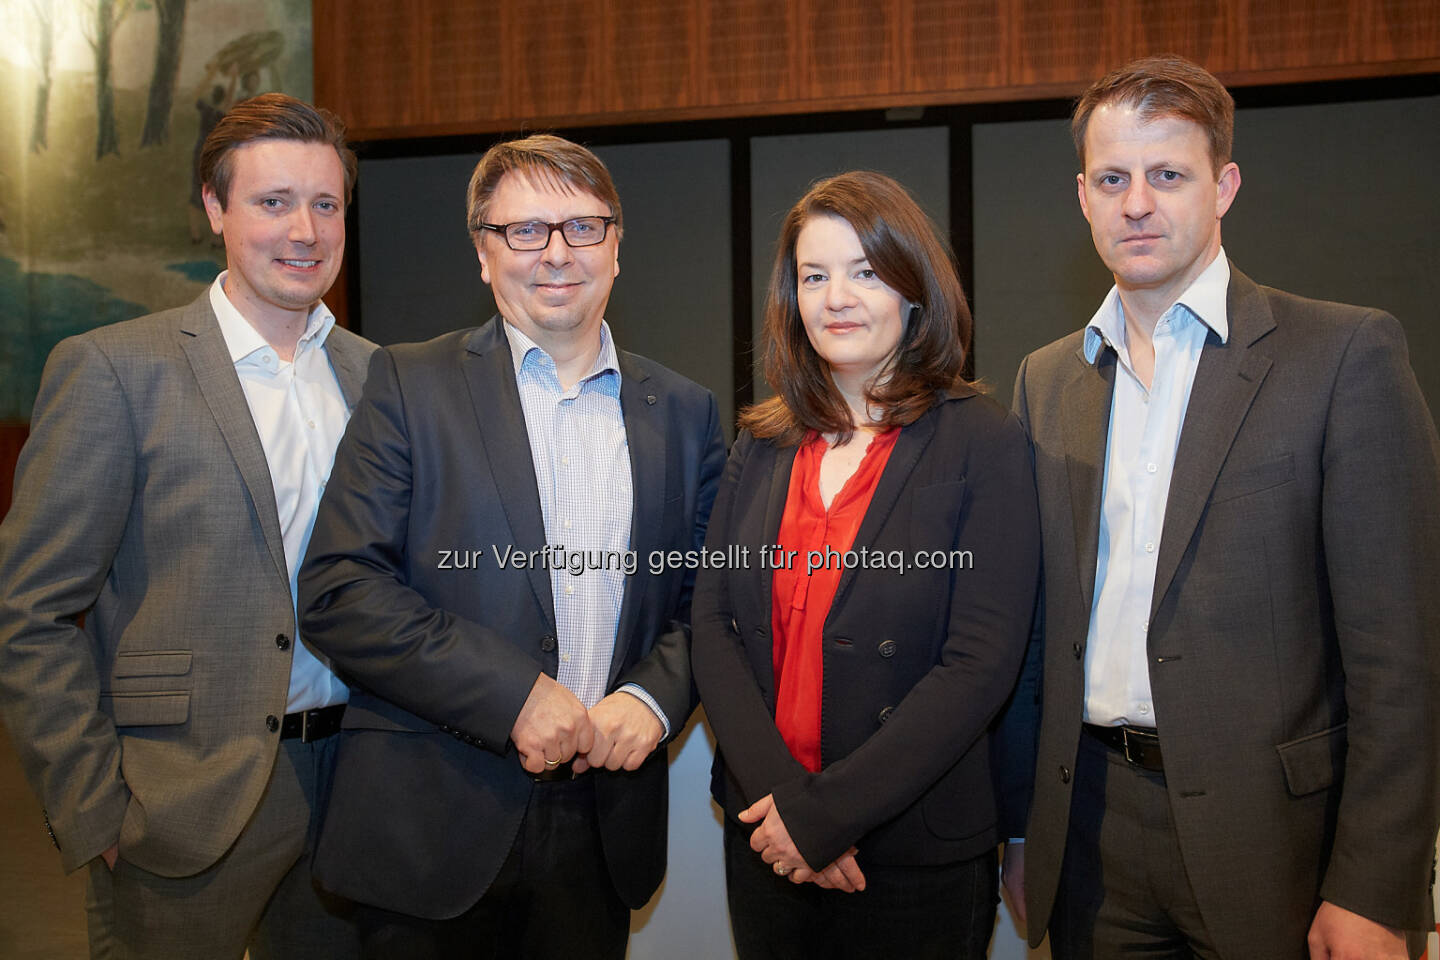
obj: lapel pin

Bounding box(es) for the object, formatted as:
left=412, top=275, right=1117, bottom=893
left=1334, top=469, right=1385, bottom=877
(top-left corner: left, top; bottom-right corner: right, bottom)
left=646, top=395, right=657, bottom=405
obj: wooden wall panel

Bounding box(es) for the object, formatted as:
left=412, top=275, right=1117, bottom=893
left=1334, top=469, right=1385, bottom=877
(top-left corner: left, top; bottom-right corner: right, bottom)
left=510, top=0, right=604, bottom=120
left=906, top=0, right=1008, bottom=93
left=1366, top=0, right=1440, bottom=63
left=1132, top=0, right=1234, bottom=73
left=605, top=0, right=699, bottom=112
left=802, top=0, right=900, bottom=100
left=700, top=0, right=796, bottom=107
left=313, top=0, right=1440, bottom=140
left=1238, top=0, right=1355, bottom=71
left=426, top=4, right=507, bottom=122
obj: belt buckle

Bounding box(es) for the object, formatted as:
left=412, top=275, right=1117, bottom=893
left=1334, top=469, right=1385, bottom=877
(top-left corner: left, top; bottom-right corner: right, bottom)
left=299, top=708, right=316, bottom=743
left=1120, top=726, right=1144, bottom=766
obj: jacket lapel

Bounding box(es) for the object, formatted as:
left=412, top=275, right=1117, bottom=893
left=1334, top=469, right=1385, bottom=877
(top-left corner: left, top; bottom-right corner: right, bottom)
left=826, top=404, right=939, bottom=615
left=608, top=353, right=662, bottom=686
left=1151, top=267, right=1275, bottom=617
left=461, top=319, right=556, bottom=633
left=324, top=328, right=369, bottom=409
left=1062, top=346, right=1117, bottom=615
left=177, top=295, right=290, bottom=590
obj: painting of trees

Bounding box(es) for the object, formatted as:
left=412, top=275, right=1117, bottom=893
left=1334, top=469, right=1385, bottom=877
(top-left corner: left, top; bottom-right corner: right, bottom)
left=139, top=0, right=189, bottom=146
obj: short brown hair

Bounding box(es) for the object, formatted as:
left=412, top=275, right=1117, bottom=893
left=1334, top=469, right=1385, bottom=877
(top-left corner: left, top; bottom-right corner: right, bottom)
left=740, top=171, right=971, bottom=447
left=200, top=93, right=357, bottom=210
left=1072, top=55, right=1235, bottom=175
left=465, top=135, right=623, bottom=238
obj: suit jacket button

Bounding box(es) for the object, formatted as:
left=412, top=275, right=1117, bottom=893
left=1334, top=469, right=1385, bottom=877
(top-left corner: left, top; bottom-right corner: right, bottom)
left=265, top=714, right=279, bottom=733
left=877, top=640, right=897, bottom=658
left=1072, top=641, right=1083, bottom=660
left=1059, top=764, right=1071, bottom=784
left=275, top=633, right=291, bottom=650
left=540, top=635, right=557, bottom=652
left=876, top=706, right=894, bottom=724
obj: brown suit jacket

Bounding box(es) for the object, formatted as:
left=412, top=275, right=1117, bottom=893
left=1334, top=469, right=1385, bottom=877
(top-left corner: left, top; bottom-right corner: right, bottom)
left=1010, top=265, right=1440, bottom=957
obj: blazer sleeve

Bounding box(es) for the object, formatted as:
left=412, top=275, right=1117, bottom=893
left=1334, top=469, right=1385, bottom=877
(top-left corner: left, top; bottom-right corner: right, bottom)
left=298, top=347, right=543, bottom=749
left=0, top=336, right=134, bottom=871
left=691, top=431, right=812, bottom=799
left=1313, top=312, right=1440, bottom=929
left=612, top=392, right=726, bottom=737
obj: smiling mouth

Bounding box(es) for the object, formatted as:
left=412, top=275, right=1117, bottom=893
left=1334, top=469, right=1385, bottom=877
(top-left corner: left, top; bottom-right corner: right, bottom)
left=279, top=259, right=320, bottom=268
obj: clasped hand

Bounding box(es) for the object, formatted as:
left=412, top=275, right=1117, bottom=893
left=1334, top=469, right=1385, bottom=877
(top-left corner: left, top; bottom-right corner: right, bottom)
left=739, top=794, right=867, bottom=893
left=510, top=674, right=663, bottom=774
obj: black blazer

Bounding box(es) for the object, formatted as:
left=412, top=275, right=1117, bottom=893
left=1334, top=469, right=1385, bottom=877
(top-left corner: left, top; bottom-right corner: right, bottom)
left=692, top=389, right=1040, bottom=870
left=298, top=318, right=725, bottom=918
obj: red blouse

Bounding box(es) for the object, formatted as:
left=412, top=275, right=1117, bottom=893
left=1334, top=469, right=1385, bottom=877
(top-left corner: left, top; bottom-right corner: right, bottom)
left=771, top=428, right=899, bottom=772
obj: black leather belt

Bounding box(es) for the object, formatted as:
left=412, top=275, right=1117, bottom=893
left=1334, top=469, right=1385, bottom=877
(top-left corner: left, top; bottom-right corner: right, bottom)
left=1083, top=723, right=1163, bottom=772
left=532, top=759, right=586, bottom=783
left=281, top=704, right=345, bottom=742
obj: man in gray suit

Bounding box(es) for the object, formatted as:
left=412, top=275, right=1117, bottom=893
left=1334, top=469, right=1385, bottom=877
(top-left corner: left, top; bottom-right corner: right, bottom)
left=0, top=94, right=374, bottom=959
left=1002, top=56, right=1440, bottom=959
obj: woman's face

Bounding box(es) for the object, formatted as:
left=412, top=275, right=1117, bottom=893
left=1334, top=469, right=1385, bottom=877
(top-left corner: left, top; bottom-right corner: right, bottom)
left=794, top=214, right=907, bottom=388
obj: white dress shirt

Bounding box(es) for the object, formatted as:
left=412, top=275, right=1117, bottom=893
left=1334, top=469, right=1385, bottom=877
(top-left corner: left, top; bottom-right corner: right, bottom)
left=1082, top=251, right=1231, bottom=728
left=504, top=321, right=669, bottom=735
left=209, top=274, right=350, bottom=713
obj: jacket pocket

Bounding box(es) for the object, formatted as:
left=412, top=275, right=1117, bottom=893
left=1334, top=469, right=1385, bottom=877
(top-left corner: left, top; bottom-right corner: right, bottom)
left=102, top=692, right=190, bottom=727
left=112, top=651, right=192, bottom=678
left=1211, top=453, right=1295, bottom=504
left=1275, top=722, right=1346, bottom=796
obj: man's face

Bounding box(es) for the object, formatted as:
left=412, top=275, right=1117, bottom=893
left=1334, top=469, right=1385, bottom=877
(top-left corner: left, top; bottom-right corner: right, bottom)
left=474, top=173, right=619, bottom=348
left=1078, top=105, right=1239, bottom=304
left=203, top=139, right=345, bottom=324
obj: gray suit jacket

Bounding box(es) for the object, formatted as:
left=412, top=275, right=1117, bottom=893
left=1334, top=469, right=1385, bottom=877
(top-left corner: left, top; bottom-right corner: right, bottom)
left=0, top=292, right=374, bottom=876
left=1009, top=266, right=1440, bottom=956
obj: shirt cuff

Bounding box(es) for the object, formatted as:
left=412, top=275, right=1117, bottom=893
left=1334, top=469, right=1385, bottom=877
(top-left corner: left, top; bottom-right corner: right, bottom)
left=616, top=683, right=671, bottom=739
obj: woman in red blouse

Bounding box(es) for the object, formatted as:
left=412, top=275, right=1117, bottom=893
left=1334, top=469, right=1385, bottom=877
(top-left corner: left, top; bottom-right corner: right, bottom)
left=692, top=171, right=1040, bottom=958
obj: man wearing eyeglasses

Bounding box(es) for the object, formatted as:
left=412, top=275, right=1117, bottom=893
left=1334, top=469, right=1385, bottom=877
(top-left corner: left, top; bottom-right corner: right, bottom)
left=297, top=134, right=725, bottom=958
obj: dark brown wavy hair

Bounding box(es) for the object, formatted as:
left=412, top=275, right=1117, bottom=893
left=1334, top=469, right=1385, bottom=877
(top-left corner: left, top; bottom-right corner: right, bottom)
left=739, top=170, right=972, bottom=446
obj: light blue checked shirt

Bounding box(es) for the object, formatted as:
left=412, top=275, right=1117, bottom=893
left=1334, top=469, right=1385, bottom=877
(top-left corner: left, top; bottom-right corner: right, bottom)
left=504, top=321, right=670, bottom=736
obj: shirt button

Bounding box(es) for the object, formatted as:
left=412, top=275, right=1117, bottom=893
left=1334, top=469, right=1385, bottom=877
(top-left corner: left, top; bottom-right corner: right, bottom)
left=1139, top=704, right=1151, bottom=716
left=563, top=520, right=572, bottom=530
left=561, top=456, right=570, bottom=467
left=263, top=355, right=273, bottom=365
left=307, top=419, right=316, bottom=429
left=1145, top=541, right=1155, bottom=553
left=564, top=585, right=574, bottom=595
left=561, top=653, right=571, bottom=663
left=1146, top=462, right=1157, bottom=473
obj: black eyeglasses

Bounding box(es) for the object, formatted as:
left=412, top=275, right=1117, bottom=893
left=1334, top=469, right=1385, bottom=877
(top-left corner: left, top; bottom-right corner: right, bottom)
left=478, top=217, right=616, bottom=251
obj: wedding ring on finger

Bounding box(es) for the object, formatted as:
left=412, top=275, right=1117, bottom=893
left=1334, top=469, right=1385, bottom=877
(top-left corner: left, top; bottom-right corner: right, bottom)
left=544, top=756, right=562, bottom=767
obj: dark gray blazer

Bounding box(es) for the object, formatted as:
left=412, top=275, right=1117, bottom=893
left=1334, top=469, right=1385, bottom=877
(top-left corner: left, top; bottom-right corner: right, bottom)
left=298, top=317, right=725, bottom=919
left=0, top=293, right=374, bottom=876
left=1008, top=265, right=1440, bottom=956
left=693, top=389, right=1040, bottom=871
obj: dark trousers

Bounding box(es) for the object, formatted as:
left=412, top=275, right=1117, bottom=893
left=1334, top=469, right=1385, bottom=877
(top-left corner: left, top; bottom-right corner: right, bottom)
left=1050, top=730, right=1221, bottom=960
left=355, top=776, right=628, bottom=960
left=723, top=819, right=997, bottom=960
left=85, top=735, right=358, bottom=960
